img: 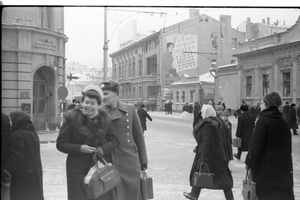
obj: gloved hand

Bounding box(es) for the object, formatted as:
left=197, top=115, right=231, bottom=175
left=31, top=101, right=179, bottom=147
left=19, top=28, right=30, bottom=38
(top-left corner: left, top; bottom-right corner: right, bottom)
left=95, top=147, right=104, bottom=158
left=141, top=163, right=148, bottom=171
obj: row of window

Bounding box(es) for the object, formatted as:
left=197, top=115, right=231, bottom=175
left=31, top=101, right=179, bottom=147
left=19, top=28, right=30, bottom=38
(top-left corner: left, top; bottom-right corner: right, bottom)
left=119, top=86, right=157, bottom=100
left=245, top=71, right=290, bottom=98
left=175, top=90, right=195, bottom=103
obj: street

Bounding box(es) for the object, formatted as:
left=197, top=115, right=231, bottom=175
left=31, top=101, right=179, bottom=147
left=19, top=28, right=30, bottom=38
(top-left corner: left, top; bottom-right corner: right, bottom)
left=39, top=112, right=300, bottom=200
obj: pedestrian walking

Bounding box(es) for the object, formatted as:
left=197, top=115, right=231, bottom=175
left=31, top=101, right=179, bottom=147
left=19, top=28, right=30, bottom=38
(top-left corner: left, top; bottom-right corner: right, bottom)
left=282, top=101, right=290, bottom=121
left=288, top=103, right=299, bottom=135
left=168, top=100, right=173, bottom=114
left=245, top=91, right=295, bottom=200
left=100, top=80, right=148, bottom=200
left=56, top=85, right=119, bottom=200
left=234, top=104, right=255, bottom=160
left=193, top=102, right=202, bottom=128
left=220, top=110, right=233, bottom=163
left=183, top=104, right=234, bottom=200
left=137, top=104, right=153, bottom=132
left=2, top=111, right=44, bottom=200
left=297, top=103, right=300, bottom=125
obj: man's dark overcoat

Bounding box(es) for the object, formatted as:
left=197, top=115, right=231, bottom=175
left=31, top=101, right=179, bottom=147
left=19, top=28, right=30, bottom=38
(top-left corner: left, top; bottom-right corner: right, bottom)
left=245, top=106, right=294, bottom=200
left=101, top=102, right=148, bottom=200
left=189, top=117, right=233, bottom=189
left=4, top=129, right=44, bottom=200
left=288, top=108, right=298, bottom=129
left=283, top=104, right=291, bottom=120
left=137, top=108, right=152, bottom=131
left=235, top=111, right=256, bottom=151
left=56, top=108, right=119, bottom=200
left=218, top=115, right=233, bottom=162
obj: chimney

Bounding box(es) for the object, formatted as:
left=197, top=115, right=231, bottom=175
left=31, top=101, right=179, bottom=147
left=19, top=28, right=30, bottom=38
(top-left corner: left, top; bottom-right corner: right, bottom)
left=189, top=9, right=199, bottom=19
left=220, top=15, right=232, bottom=28
left=246, top=18, right=252, bottom=40
left=262, top=19, right=265, bottom=24
left=267, top=17, right=270, bottom=25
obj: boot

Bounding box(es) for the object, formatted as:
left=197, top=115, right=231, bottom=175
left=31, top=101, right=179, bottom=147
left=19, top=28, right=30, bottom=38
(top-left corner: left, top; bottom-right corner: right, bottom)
left=183, top=186, right=201, bottom=200
left=224, top=188, right=234, bottom=200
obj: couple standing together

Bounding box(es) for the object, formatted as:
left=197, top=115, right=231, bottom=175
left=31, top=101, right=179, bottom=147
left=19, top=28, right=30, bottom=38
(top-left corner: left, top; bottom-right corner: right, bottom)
left=56, top=80, right=147, bottom=200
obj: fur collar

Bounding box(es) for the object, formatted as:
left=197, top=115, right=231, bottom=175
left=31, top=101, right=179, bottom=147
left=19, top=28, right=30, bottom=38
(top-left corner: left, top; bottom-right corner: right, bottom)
left=193, top=116, right=221, bottom=138
left=63, top=108, right=111, bottom=146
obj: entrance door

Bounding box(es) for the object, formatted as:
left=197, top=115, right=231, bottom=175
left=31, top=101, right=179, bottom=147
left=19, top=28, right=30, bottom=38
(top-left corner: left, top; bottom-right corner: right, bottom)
left=33, top=81, right=47, bottom=130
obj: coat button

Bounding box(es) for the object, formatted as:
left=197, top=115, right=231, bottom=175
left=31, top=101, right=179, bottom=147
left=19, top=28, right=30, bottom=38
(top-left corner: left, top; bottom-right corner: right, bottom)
left=127, top=140, right=130, bottom=142
left=127, top=133, right=129, bottom=135
left=127, top=126, right=130, bottom=129
left=127, top=119, right=129, bottom=122
left=126, top=113, right=129, bottom=116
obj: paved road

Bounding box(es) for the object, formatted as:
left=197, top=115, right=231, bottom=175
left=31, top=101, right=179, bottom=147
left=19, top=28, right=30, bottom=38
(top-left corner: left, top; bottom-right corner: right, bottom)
left=38, top=111, right=300, bottom=200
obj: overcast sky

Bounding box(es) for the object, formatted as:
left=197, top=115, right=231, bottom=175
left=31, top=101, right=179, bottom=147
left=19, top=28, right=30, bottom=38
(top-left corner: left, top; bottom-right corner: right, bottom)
left=64, top=7, right=300, bottom=68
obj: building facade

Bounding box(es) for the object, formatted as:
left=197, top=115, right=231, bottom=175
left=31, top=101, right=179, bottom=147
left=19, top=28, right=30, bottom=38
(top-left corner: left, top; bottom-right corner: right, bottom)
left=110, top=9, right=245, bottom=110
left=110, top=32, right=160, bottom=110
left=1, top=7, right=68, bottom=130
left=217, top=16, right=300, bottom=109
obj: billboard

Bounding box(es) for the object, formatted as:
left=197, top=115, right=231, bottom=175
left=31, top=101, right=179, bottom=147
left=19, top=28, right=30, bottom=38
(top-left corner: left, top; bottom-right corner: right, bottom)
left=162, top=34, right=198, bottom=86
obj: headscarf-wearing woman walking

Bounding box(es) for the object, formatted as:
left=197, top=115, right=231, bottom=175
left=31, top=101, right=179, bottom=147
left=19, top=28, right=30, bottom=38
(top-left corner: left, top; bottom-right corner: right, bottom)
left=183, top=104, right=234, bottom=200
left=2, top=111, right=44, bottom=200
left=245, top=91, right=295, bottom=200
left=56, top=85, right=119, bottom=200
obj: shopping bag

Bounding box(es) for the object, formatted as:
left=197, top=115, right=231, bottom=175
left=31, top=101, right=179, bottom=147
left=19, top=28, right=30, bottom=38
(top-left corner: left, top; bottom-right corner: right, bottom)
left=1, top=182, right=11, bottom=200
left=242, top=170, right=258, bottom=200
left=83, top=155, right=121, bottom=199
left=193, top=164, right=215, bottom=188
left=140, top=171, right=154, bottom=200
left=233, top=137, right=242, bottom=147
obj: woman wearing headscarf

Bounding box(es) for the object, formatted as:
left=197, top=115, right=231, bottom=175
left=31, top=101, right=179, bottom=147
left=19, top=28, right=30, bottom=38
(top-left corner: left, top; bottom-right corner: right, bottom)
left=2, top=111, right=44, bottom=200
left=245, top=91, right=295, bottom=200
left=183, top=104, right=234, bottom=200
left=56, top=85, right=119, bottom=200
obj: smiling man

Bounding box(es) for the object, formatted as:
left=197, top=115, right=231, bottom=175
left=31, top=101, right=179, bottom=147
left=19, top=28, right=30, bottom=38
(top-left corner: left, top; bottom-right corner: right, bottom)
left=100, top=80, right=148, bottom=200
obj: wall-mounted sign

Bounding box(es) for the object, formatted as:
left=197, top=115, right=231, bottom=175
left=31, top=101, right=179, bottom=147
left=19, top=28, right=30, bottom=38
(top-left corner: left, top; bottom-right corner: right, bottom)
left=33, top=38, right=56, bottom=51
left=20, top=91, right=30, bottom=99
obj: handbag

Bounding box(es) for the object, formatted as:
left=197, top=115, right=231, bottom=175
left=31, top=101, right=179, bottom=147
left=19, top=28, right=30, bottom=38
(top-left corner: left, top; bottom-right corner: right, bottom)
left=233, top=137, right=242, bottom=147
left=242, top=170, right=258, bottom=200
left=83, top=154, right=121, bottom=199
left=140, top=171, right=154, bottom=200
left=193, top=164, right=215, bottom=188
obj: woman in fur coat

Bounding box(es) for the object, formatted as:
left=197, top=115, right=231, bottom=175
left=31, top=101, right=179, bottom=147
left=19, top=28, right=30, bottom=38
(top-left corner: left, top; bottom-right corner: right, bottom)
left=183, top=104, right=234, bottom=200
left=56, top=85, right=119, bottom=200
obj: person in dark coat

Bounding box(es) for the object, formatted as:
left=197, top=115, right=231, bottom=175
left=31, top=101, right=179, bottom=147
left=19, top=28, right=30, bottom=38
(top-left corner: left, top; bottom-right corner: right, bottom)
left=234, top=104, right=255, bottom=160
left=183, top=103, right=189, bottom=112
left=249, top=105, right=257, bottom=118
left=297, top=103, right=300, bottom=125
left=193, top=102, right=202, bottom=128
left=288, top=103, right=299, bottom=135
left=137, top=104, right=153, bottom=132
left=282, top=101, right=290, bottom=121
left=215, top=105, right=233, bottom=164
left=220, top=110, right=233, bottom=163
left=100, top=80, right=148, bottom=200
left=2, top=111, right=44, bottom=200
left=56, top=85, right=119, bottom=200
left=168, top=100, right=173, bottom=114
left=1, top=113, right=10, bottom=172
left=183, top=104, right=234, bottom=200
left=245, top=91, right=295, bottom=200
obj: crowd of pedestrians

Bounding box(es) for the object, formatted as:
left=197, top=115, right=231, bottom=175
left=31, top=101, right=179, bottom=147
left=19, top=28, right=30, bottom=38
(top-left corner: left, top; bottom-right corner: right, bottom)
left=2, top=84, right=299, bottom=200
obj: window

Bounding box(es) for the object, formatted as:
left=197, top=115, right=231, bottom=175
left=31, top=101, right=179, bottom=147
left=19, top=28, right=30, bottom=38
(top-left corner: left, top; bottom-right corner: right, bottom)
left=128, top=63, right=131, bottom=78
left=119, top=66, right=121, bottom=78
left=283, top=72, right=290, bottom=97
left=262, top=74, right=269, bottom=96
left=182, top=91, right=186, bottom=103
left=129, top=88, right=131, bottom=99
left=41, top=7, right=51, bottom=28
left=190, top=90, right=194, bottom=102
left=246, top=76, right=252, bottom=97
left=132, top=62, right=135, bottom=77
left=148, top=86, right=156, bottom=99
left=139, top=60, right=143, bottom=76
left=133, top=87, right=136, bottom=99
left=176, top=91, right=179, bottom=102
left=231, top=38, right=237, bottom=50
left=139, top=86, right=142, bottom=99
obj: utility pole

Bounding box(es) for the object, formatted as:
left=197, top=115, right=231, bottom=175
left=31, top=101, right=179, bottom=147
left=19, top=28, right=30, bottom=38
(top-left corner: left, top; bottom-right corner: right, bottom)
left=103, top=7, right=108, bottom=81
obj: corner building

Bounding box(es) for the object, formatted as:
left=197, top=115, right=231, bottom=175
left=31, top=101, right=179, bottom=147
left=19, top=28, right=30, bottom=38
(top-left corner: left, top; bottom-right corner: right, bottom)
left=2, top=7, right=68, bottom=130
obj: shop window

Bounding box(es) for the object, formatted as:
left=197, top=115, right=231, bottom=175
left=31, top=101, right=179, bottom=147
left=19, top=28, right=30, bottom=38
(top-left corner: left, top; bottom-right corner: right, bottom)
left=283, top=72, right=290, bottom=97
left=246, top=76, right=252, bottom=97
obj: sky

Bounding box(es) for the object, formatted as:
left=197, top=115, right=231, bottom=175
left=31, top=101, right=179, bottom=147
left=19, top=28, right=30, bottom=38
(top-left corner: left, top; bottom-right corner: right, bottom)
left=64, top=7, right=300, bottom=68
